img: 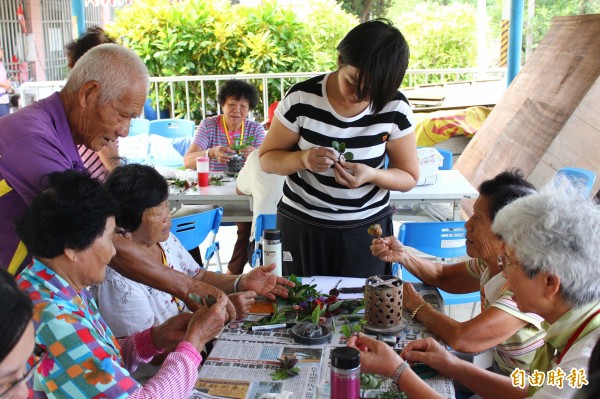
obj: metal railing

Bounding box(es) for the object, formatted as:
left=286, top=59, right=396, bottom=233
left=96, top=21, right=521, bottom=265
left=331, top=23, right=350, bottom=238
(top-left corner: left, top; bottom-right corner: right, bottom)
left=19, top=67, right=506, bottom=122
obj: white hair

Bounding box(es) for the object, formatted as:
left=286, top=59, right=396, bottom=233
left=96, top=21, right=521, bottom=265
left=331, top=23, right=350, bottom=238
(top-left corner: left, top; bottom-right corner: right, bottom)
left=63, top=43, right=149, bottom=103
left=492, top=176, right=600, bottom=307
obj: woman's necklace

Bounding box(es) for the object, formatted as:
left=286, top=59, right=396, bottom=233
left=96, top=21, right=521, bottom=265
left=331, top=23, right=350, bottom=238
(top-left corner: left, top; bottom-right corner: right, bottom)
left=158, top=245, right=184, bottom=313
left=221, top=115, right=244, bottom=147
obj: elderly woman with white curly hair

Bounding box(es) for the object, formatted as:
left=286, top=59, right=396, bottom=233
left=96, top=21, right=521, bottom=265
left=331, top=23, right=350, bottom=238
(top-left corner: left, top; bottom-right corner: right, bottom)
left=348, top=178, right=600, bottom=399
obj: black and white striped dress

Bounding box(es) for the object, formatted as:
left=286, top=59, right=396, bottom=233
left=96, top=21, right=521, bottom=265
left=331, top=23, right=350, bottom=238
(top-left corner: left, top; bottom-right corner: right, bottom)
left=276, top=73, right=415, bottom=228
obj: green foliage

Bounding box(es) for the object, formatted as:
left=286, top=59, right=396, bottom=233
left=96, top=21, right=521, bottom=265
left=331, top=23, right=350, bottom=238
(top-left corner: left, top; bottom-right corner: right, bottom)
left=271, top=356, right=300, bottom=380
left=107, top=0, right=356, bottom=123
left=338, top=0, right=393, bottom=22
left=339, top=316, right=366, bottom=337
left=387, top=2, right=478, bottom=85
left=527, top=0, right=600, bottom=55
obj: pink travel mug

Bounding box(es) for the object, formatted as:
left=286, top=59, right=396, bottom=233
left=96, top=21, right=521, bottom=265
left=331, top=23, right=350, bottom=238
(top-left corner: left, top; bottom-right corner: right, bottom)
left=196, top=156, right=209, bottom=187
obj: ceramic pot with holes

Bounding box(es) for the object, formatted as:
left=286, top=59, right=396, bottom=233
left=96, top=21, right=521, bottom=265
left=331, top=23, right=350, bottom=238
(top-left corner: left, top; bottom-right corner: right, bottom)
left=226, top=154, right=244, bottom=176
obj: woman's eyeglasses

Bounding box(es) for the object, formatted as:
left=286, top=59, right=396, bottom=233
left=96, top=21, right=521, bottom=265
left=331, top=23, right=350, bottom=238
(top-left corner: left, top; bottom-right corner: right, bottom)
left=0, top=344, right=47, bottom=398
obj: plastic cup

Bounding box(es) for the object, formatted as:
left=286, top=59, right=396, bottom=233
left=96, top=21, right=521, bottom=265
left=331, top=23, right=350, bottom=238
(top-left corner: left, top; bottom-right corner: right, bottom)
left=196, top=156, right=209, bottom=187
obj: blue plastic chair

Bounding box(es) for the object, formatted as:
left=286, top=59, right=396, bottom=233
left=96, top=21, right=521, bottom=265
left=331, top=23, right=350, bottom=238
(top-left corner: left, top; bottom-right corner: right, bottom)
left=556, top=167, right=596, bottom=197
left=435, top=148, right=453, bottom=170
left=250, top=214, right=277, bottom=268
left=394, top=221, right=480, bottom=314
left=170, top=207, right=224, bottom=273
left=120, top=118, right=151, bottom=164
left=128, top=118, right=150, bottom=136
left=149, top=118, right=195, bottom=139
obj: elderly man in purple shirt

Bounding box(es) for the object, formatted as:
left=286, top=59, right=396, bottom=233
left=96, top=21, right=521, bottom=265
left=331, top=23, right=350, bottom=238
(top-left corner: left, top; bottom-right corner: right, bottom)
left=0, top=44, right=265, bottom=318
left=0, top=44, right=148, bottom=274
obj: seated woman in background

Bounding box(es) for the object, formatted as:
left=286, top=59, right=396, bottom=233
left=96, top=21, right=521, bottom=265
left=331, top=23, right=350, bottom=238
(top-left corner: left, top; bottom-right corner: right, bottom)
left=97, top=164, right=290, bottom=343
left=184, top=79, right=266, bottom=275
left=371, top=170, right=544, bottom=375
left=15, top=171, right=229, bottom=398
left=0, top=268, right=37, bottom=399
left=351, top=178, right=600, bottom=399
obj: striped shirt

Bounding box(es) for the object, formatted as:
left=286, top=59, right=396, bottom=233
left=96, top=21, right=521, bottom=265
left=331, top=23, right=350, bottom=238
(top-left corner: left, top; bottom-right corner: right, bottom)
left=192, top=115, right=265, bottom=172
left=78, top=140, right=120, bottom=182
left=276, top=73, right=415, bottom=225
left=17, top=260, right=202, bottom=399
left=466, top=258, right=546, bottom=374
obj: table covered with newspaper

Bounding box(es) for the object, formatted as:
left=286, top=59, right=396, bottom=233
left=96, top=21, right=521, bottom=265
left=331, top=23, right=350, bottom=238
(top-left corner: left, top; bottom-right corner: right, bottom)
left=189, top=276, right=455, bottom=399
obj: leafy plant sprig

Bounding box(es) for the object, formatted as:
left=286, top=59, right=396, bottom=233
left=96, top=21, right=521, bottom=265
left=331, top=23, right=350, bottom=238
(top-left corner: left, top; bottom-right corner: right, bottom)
left=271, top=356, right=300, bottom=380
left=332, top=140, right=354, bottom=161
left=286, top=275, right=320, bottom=303
left=339, top=316, right=367, bottom=338
left=302, top=302, right=328, bottom=325
left=230, top=135, right=255, bottom=154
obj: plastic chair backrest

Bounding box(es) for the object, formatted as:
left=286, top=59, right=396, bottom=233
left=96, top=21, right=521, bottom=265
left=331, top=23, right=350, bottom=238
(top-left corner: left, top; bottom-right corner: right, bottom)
left=128, top=118, right=150, bottom=137
left=171, top=207, right=223, bottom=251
left=251, top=214, right=277, bottom=267
left=435, top=148, right=453, bottom=170
left=397, top=221, right=479, bottom=308
left=399, top=221, right=467, bottom=259
left=556, top=167, right=596, bottom=197
left=149, top=118, right=195, bottom=139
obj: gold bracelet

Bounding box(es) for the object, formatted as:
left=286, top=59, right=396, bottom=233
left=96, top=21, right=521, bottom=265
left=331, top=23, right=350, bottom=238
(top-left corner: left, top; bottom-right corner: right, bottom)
left=411, top=303, right=426, bottom=320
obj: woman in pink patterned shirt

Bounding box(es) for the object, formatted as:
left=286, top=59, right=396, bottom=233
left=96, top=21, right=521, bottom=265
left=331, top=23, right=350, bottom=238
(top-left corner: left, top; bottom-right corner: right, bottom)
left=16, top=170, right=228, bottom=399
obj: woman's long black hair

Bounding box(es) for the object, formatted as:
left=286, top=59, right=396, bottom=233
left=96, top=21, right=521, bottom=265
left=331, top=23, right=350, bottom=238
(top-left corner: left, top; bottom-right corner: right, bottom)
left=0, top=268, right=33, bottom=362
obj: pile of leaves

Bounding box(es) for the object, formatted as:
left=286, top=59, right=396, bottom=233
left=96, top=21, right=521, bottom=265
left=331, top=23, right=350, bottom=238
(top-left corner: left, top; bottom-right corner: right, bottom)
left=172, top=178, right=196, bottom=189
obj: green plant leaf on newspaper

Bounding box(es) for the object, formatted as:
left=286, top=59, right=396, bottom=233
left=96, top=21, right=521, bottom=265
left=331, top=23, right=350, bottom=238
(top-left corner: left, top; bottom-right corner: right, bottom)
left=271, top=356, right=300, bottom=380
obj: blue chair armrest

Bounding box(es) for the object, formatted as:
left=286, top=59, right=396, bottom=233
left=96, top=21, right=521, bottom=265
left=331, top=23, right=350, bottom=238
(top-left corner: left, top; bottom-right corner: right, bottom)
left=251, top=249, right=262, bottom=268
left=205, top=242, right=220, bottom=262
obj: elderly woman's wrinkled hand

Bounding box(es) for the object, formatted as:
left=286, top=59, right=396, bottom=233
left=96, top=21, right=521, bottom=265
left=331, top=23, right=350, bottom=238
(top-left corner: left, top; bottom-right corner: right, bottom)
left=347, top=333, right=403, bottom=377
left=150, top=312, right=193, bottom=354
left=333, top=159, right=375, bottom=189
left=184, top=294, right=229, bottom=351
left=185, top=279, right=236, bottom=320
left=241, top=263, right=295, bottom=300
left=301, top=147, right=337, bottom=173
left=403, top=282, right=426, bottom=314
left=371, top=236, right=408, bottom=264
left=213, top=145, right=235, bottom=164
left=228, top=291, right=257, bottom=318
left=401, top=338, right=457, bottom=376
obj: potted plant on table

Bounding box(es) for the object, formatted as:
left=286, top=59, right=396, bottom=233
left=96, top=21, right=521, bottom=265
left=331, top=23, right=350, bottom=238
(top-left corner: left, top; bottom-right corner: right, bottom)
left=226, top=135, right=255, bottom=176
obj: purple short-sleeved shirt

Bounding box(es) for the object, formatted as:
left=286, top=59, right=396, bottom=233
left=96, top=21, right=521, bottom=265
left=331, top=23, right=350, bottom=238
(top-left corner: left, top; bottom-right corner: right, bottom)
left=192, top=115, right=265, bottom=172
left=0, top=92, right=84, bottom=274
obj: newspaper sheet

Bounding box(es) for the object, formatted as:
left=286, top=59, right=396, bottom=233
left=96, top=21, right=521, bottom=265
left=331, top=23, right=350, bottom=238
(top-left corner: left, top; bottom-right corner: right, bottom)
left=191, top=341, right=320, bottom=399
left=191, top=279, right=455, bottom=399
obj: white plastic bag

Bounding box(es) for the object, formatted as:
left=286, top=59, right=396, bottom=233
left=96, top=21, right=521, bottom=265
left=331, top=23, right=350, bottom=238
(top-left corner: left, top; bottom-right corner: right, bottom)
left=416, top=148, right=443, bottom=186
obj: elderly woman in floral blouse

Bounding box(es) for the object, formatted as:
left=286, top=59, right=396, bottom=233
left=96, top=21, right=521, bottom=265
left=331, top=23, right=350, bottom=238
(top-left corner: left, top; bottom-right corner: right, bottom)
left=96, top=164, right=290, bottom=346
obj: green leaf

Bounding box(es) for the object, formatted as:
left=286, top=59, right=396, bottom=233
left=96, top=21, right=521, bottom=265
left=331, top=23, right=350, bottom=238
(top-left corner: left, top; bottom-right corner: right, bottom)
left=332, top=141, right=341, bottom=151
left=339, top=142, right=346, bottom=153
left=344, top=152, right=354, bottom=161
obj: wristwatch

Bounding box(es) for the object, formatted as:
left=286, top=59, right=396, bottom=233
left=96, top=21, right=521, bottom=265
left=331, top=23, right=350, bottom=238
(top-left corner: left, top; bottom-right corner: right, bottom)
left=391, top=361, right=410, bottom=391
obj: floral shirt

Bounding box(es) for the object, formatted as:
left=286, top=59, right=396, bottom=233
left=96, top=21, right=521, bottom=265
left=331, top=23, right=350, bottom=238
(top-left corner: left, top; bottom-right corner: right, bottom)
left=17, top=260, right=202, bottom=399
left=97, top=233, right=202, bottom=337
